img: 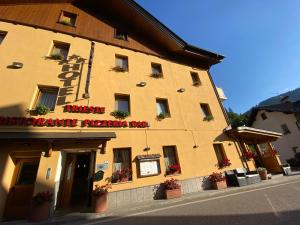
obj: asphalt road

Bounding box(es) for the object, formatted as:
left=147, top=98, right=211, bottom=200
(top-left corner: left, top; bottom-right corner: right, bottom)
left=77, top=179, right=300, bottom=225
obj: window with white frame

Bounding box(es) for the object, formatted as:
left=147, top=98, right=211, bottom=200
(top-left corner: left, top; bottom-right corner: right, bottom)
left=115, top=94, right=130, bottom=113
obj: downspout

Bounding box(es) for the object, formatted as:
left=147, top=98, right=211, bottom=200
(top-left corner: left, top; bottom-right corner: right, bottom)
left=83, top=41, right=95, bottom=99
left=208, top=68, right=246, bottom=168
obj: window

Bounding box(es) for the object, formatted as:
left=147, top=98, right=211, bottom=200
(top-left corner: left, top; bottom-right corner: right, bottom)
left=0, top=31, right=7, bottom=44
left=213, top=144, right=228, bottom=167
left=59, top=11, right=77, bottom=26
left=16, top=162, right=39, bottom=185
left=151, top=63, right=163, bottom=77
left=115, top=55, right=128, bottom=71
left=190, top=72, right=201, bottom=86
left=50, top=41, right=70, bottom=60
left=163, top=146, right=180, bottom=175
left=261, top=113, right=267, bottom=120
left=281, top=124, right=291, bottom=135
left=34, top=86, right=59, bottom=111
left=200, top=103, right=213, bottom=121
left=112, top=148, right=132, bottom=183
left=156, top=98, right=170, bottom=117
left=115, top=29, right=128, bottom=41
left=115, top=94, right=130, bottom=113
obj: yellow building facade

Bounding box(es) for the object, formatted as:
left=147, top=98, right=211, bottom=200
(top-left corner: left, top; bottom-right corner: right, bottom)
left=0, top=0, right=245, bottom=220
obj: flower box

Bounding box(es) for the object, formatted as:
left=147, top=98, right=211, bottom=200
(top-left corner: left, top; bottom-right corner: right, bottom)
left=165, top=188, right=182, bottom=199
left=212, top=180, right=227, bottom=190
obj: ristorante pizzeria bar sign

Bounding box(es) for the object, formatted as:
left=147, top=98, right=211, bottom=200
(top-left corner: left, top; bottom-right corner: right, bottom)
left=0, top=105, right=148, bottom=128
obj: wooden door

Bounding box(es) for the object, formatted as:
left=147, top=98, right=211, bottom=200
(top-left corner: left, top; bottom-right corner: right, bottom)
left=60, top=154, right=76, bottom=208
left=4, top=158, right=40, bottom=220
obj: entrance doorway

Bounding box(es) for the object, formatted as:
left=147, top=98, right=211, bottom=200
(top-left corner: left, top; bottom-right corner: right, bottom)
left=59, top=152, right=95, bottom=210
left=4, top=158, right=40, bottom=220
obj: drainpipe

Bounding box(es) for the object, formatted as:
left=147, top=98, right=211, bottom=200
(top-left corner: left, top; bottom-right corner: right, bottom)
left=83, top=41, right=95, bottom=99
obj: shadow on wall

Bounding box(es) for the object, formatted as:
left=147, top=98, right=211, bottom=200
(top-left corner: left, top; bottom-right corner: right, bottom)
left=0, top=104, right=34, bottom=219
left=82, top=211, right=300, bottom=225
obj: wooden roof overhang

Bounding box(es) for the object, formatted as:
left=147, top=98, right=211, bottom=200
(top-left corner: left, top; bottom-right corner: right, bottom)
left=225, top=126, right=282, bottom=144
left=0, top=0, right=224, bottom=69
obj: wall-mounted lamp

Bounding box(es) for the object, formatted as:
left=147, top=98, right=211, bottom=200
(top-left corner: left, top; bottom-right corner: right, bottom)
left=193, top=145, right=199, bottom=149
left=137, top=81, right=147, bottom=87
left=144, top=147, right=151, bottom=151
left=177, top=88, right=186, bottom=93
left=7, top=62, right=23, bottom=69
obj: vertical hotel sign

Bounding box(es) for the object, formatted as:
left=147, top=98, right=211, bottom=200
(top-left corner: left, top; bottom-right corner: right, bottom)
left=0, top=105, right=149, bottom=128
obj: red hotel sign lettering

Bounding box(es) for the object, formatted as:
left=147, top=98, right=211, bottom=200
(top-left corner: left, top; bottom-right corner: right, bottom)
left=0, top=117, right=148, bottom=128
left=0, top=105, right=148, bottom=128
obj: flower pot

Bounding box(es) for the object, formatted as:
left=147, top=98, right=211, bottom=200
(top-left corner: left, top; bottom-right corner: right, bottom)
left=120, top=177, right=129, bottom=182
left=93, top=192, right=108, bottom=213
left=28, top=202, right=50, bottom=222
left=165, top=188, right=181, bottom=199
left=212, top=180, right=227, bottom=190
left=259, top=170, right=268, bottom=180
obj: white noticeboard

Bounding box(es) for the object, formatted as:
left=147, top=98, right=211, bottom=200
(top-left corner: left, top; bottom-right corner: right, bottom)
left=140, top=161, right=159, bottom=176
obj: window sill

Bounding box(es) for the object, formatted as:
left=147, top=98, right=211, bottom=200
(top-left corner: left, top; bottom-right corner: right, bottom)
left=112, top=180, right=133, bottom=185
left=165, top=173, right=181, bottom=177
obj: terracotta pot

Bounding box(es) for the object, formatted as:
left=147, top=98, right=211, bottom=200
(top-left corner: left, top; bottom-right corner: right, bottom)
left=165, top=188, right=181, bottom=199
left=28, top=202, right=50, bottom=222
left=212, top=180, right=227, bottom=190
left=259, top=170, right=268, bottom=180
left=93, top=192, right=108, bottom=213
left=120, top=177, right=129, bottom=182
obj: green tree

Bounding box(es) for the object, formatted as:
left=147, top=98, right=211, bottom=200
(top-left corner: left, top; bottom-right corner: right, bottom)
left=227, top=108, right=248, bottom=128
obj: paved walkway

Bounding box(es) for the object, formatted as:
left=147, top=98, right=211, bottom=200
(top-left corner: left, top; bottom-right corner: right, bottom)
left=2, top=172, right=300, bottom=225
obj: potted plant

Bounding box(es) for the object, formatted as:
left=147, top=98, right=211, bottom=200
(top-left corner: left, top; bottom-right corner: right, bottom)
left=110, top=110, right=129, bottom=120
left=203, top=115, right=214, bottom=121
left=50, top=53, right=63, bottom=60
left=92, top=184, right=112, bottom=213
left=151, top=72, right=163, bottom=78
left=167, top=164, right=181, bottom=175
left=244, top=151, right=256, bottom=161
left=35, top=104, right=50, bottom=115
left=157, top=113, right=167, bottom=120
left=113, top=65, right=127, bottom=72
left=28, top=191, right=53, bottom=222
left=112, top=168, right=132, bottom=183
left=163, top=178, right=181, bottom=199
left=208, top=172, right=227, bottom=190
left=219, top=158, right=232, bottom=168
left=257, top=167, right=268, bottom=180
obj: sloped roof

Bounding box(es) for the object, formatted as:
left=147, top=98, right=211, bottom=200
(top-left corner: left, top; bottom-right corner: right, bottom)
left=0, top=0, right=224, bottom=68
left=248, top=100, right=300, bottom=125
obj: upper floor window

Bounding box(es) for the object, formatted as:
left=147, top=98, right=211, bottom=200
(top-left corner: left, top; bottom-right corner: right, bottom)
left=114, top=55, right=128, bottom=72
left=34, top=86, right=59, bottom=111
left=115, top=94, right=130, bottom=113
left=59, top=11, right=77, bottom=26
left=115, top=29, right=128, bottom=41
left=112, top=148, right=132, bottom=183
left=281, top=124, right=291, bottom=135
left=190, top=72, right=201, bottom=86
left=213, top=144, right=229, bottom=168
left=0, top=31, right=7, bottom=44
left=261, top=113, right=267, bottom=120
left=200, top=103, right=213, bottom=121
left=156, top=98, right=170, bottom=119
left=50, top=41, right=70, bottom=60
left=151, top=63, right=163, bottom=78
left=163, top=146, right=181, bottom=175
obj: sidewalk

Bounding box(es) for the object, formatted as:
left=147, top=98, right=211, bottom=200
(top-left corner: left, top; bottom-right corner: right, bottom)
left=2, top=172, right=300, bottom=225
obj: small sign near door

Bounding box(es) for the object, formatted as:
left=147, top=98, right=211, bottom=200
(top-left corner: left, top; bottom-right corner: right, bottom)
left=96, top=162, right=109, bottom=171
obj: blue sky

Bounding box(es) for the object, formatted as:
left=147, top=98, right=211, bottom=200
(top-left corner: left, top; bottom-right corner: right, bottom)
left=136, top=0, right=300, bottom=113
